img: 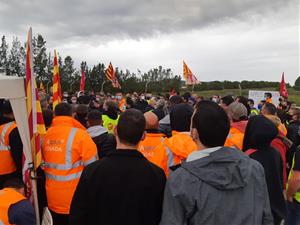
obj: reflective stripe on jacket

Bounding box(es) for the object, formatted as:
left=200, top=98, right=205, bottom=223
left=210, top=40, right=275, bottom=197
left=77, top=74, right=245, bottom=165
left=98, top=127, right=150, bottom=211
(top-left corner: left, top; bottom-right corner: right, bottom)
left=0, top=188, right=25, bottom=225
left=0, top=122, right=17, bottom=175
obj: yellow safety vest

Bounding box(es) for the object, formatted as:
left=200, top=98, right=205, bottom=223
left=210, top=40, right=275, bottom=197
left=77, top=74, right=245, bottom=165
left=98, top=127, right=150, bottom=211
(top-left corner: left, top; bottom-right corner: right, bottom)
left=287, top=150, right=300, bottom=203
left=102, top=115, right=120, bottom=134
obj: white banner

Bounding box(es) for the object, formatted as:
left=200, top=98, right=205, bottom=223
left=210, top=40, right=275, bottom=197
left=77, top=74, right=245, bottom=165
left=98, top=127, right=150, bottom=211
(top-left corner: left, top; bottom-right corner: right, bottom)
left=248, top=90, right=280, bottom=107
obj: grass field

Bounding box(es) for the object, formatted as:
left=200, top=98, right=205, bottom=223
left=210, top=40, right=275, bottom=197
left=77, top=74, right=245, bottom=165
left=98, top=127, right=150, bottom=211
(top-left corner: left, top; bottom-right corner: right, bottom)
left=193, top=88, right=300, bottom=106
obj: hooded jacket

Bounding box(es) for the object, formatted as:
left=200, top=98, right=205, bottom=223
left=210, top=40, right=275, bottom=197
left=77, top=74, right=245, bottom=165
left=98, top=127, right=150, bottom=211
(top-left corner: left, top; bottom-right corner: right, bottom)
left=87, top=125, right=116, bottom=158
left=160, top=147, right=273, bottom=225
left=243, top=115, right=287, bottom=223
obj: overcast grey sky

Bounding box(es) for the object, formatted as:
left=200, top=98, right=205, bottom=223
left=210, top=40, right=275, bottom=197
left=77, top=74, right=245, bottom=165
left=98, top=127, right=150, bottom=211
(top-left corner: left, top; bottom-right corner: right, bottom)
left=0, top=0, right=298, bottom=84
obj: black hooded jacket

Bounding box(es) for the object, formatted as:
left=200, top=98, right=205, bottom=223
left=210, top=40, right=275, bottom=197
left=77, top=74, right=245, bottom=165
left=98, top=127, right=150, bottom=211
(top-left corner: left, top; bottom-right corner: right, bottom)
left=243, top=115, right=287, bottom=223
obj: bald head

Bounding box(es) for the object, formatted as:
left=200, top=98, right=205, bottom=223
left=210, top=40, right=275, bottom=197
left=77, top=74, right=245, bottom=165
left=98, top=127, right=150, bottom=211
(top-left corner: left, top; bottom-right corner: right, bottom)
left=144, top=111, right=159, bottom=130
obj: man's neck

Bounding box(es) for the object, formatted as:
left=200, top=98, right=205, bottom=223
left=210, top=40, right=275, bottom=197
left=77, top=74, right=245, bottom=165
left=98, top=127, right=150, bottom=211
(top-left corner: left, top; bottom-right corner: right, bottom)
left=117, top=142, right=138, bottom=150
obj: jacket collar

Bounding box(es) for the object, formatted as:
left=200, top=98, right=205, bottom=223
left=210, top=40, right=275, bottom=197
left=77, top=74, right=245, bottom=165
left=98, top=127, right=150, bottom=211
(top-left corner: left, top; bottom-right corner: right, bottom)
left=51, top=116, right=86, bottom=130
left=107, top=149, right=145, bottom=158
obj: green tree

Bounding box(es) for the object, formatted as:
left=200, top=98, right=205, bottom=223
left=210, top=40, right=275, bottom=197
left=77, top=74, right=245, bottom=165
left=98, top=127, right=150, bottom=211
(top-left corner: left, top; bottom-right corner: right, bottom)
left=33, top=35, right=48, bottom=81
left=0, top=35, right=9, bottom=74
left=7, top=37, right=25, bottom=76
left=294, top=76, right=300, bottom=90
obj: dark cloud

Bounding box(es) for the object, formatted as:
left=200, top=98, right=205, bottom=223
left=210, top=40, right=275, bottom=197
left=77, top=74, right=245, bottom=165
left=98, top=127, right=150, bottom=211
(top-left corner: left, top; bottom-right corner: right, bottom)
left=0, top=0, right=294, bottom=43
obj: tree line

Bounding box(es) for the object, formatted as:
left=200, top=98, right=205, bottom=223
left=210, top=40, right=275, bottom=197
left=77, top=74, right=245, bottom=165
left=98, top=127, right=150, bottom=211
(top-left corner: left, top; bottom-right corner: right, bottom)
left=0, top=34, right=298, bottom=94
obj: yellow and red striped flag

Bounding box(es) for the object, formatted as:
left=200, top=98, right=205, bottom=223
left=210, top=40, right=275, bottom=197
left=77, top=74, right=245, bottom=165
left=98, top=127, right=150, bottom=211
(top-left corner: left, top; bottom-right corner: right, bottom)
left=25, top=28, right=46, bottom=170
left=52, top=50, right=61, bottom=110
left=106, top=62, right=121, bottom=89
left=183, top=61, right=200, bottom=85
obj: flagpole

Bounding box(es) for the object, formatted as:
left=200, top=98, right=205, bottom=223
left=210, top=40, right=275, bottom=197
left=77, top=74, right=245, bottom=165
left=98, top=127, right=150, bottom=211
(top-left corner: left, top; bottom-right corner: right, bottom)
left=101, top=80, right=107, bottom=93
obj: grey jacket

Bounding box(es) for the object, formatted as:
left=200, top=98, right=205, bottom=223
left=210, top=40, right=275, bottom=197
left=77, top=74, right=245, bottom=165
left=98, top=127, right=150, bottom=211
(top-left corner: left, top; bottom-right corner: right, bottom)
left=160, top=147, right=274, bottom=225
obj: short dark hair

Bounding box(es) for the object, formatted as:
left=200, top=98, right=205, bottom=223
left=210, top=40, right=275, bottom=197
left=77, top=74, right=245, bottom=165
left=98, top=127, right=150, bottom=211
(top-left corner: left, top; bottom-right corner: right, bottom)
left=248, top=99, right=254, bottom=105
left=264, top=92, right=272, bottom=98
left=54, top=103, right=72, bottom=116
left=263, top=103, right=277, bottom=115
left=3, top=178, right=24, bottom=189
left=192, top=101, right=230, bottom=147
left=117, top=109, right=145, bottom=146
left=42, top=109, right=53, bottom=128
left=88, top=110, right=102, bottom=123
left=220, top=95, right=234, bottom=106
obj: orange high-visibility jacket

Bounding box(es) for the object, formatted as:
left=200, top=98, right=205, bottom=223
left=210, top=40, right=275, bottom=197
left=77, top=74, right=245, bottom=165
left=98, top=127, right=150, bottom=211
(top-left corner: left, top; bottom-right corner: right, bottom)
left=138, top=132, right=171, bottom=175
left=224, top=127, right=245, bottom=150
left=166, top=131, right=198, bottom=163
left=0, top=188, right=26, bottom=225
left=119, top=98, right=126, bottom=112
left=42, top=116, right=98, bottom=214
left=278, top=123, right=287, bottom=136
left=0, top=122, right=17, bottom=175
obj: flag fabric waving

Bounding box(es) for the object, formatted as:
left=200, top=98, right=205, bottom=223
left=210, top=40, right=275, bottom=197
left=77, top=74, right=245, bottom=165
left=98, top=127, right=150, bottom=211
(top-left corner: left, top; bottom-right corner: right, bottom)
left=26, top=28, right=46, bottom=170
left=280, top=72, right=288, bottom=99
left=80, top=69, right=85, bottom=92
left=183, top=61, right=200, bottom=85
left=52, top=50, right=61, bottom=110
left=106, top=62, right=121, bottom=89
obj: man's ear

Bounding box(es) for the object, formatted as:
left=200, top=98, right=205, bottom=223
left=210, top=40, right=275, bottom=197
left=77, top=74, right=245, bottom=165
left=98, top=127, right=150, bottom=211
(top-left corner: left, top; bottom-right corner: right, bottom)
left=114, top=126, right=118, bottom=137
left=141, top=131, right=146, bottom=141
left=191, top=128, right=199, bottom=142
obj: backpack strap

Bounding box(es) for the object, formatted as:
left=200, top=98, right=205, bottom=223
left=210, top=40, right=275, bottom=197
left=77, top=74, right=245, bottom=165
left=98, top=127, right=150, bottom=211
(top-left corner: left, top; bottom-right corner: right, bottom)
left=245, top=148, right=257, bottom=156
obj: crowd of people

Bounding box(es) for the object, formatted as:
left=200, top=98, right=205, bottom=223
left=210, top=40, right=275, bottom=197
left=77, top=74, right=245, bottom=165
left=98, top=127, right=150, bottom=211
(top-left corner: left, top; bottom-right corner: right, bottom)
left=0, top=89, right=300, bottom=225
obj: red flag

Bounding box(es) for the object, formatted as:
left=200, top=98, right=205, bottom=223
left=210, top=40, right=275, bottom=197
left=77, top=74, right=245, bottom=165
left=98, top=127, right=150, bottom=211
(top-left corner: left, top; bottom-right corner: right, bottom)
left=80, top=69, right=85, bottom=92
left=280, top=72, right=288, bottom=98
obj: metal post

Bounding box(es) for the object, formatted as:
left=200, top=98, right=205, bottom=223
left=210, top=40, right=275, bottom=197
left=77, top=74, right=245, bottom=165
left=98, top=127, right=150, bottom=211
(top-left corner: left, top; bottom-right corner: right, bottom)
left=101, top=80, right=107, bottom=93
left=46, top=81, right=51, bottom=94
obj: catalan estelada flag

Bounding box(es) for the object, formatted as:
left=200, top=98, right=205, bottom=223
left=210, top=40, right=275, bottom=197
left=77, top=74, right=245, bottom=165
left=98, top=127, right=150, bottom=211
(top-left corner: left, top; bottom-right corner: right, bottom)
left=52, top=50, right=61, bottom=110
left=25, top=28, right=46, bottom=170
left=106, top=62, right=121, bottom=89
left=183, top=61, right=200, bottom=85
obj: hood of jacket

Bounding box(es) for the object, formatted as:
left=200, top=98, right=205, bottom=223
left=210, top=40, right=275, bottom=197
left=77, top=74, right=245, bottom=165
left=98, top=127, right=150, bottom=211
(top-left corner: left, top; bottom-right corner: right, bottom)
left=51, top=116, right=86, bottom=130
left=87, top=125, right=108, bottom=138
left=231, top=120, right=248, bottom=133
left=243, top=115, right=278, bottom=150
left=182, top=147, right=253, bottom=190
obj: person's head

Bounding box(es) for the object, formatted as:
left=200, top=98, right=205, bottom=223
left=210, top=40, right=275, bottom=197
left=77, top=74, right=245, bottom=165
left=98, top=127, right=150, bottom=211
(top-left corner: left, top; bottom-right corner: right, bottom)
left=243, top=115, right=278, bottom=151
left=75, top=104, right=89, bottom=127
left=288, top=107, right=300, bottom=122
left=126, top=97, right=134, bottom=109
left=248, top=99, right=255, bottom=108
left=169, top=95, right=183, bottom=106
left=149, top=97, right=157, bottom=108
left=261, top=103, right=277, bottom=116
left=115, top=109, right=146, bottom=148
left=3, top=178, right=25, bottom=195
left=115, top=92, right=123, bottom=101
left=0, top=100, right=14, bottom=120
left=182, top=92, right=191, bottom=102
left=236, top=96, right=250, bottom=115
left=170, top=103, right=194, bottom=132
left=191, top=101, right=230, bottom=149
left=264, top=92, right=272, bottom=100
left=144, top=111, right=159, bottom=130
left=87, top=110, right=102, bottom=127
left=219, top=95, right=234, bottom=111
left=103, top=100, right=117, bottom=113
left=71, top=95, right=77, bottom=104
left=54, top=102, right=72, bottom=117
left=227, top=102, right=248, bottom=122
left=42, top=109, right=53, bottom=129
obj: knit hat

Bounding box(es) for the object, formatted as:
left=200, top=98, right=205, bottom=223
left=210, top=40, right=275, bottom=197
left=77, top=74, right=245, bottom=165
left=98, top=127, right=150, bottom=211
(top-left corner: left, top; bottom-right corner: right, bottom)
left=228, top=102, right=247, bottom=121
